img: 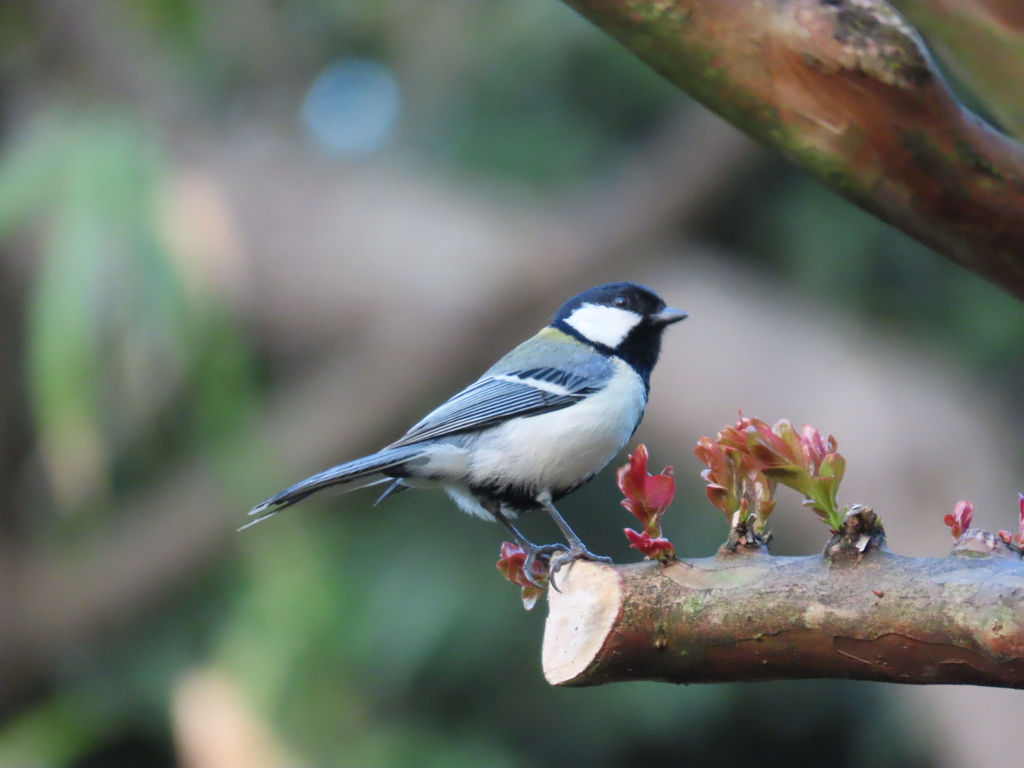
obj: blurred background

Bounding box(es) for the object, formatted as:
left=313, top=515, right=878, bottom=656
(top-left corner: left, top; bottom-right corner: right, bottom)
left=0, top=1, right=1023, bottom=766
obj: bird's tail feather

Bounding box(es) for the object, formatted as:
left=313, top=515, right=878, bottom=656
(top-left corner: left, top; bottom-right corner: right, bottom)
left=241, top=446, right=427, bottom=530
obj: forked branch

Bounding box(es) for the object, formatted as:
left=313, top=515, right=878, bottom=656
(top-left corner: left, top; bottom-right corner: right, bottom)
left=559, top=0, right=1024, bottom=299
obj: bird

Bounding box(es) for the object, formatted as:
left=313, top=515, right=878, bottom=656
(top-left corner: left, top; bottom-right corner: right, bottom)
left=244, top=282, right=687, bottom=583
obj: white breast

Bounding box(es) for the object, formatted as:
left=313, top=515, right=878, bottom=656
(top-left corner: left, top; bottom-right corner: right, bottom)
left=466, top=357, right=646, bottom=494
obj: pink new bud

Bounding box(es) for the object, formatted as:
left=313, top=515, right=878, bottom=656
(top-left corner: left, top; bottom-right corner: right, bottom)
left=617, top=444, right=675, bottom=536
left=618, top=445, right=677, bottom=562
left=943, top=500, right=973, bottom=540
left=496, top=542, right=547, bottom=610
left=623, top=528, right=676, bottom=561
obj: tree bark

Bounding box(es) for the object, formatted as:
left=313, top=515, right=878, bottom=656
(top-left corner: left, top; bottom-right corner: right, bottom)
left=543, top=547, right=1024, bottom=688
left=890, top=0, right=1024, bottom=140
left=558, top=0, right=1024, bottom=300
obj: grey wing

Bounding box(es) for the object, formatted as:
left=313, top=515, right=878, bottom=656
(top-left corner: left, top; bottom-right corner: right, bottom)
left=387, top=367, right=600, bottom=449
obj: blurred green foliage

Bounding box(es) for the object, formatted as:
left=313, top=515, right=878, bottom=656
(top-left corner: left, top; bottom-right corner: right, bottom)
left=704, top=163, right=1024, bottom=393
left=0, top=109, right=258, bottom=526
left=423, top=30, right=681, bottom=186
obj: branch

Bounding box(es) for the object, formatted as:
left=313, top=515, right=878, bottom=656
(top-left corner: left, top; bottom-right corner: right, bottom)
left=559, top=0, right=1024, bottom=300
left=537, top=437, right=1024, bottom=689
left=543, top=544, right=1024, bottom=688
left=890, top=0, right=1024, bottom=140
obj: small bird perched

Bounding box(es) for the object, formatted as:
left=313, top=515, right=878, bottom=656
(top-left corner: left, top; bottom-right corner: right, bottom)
left=245, top=282, right=686, bottom=581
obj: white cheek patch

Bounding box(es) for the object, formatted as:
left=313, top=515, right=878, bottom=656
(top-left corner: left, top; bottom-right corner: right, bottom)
left=564, top=303, right=642, bottom=348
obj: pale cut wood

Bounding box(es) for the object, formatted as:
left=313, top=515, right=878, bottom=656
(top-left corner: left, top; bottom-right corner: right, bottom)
left=542, top=563, right=622, bottom=685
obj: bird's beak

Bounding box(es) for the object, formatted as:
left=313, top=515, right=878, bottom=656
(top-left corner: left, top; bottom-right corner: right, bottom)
left=650, top=307, right=688, bottom=326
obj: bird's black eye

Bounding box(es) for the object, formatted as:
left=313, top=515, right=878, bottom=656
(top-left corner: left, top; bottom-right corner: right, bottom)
left=614, top=296, right=628, bottom=308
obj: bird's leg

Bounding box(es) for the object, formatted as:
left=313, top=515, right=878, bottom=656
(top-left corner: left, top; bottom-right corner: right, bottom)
left=536, top=491, right=613, bottom=581
left=491, top=507, right=567, bottom=590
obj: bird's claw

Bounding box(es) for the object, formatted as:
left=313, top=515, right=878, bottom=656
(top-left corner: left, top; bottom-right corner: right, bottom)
left=549, top=546, right=613, bottom=589
left=521, top=543, right=569, bottom=590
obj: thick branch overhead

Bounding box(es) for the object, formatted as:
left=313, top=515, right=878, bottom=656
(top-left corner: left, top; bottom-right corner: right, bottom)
left=890, top=0, right=1024, bottom=140
left=543, top=549, right=1024, bottom=688
left=559, top=0, right=1024, bottom=300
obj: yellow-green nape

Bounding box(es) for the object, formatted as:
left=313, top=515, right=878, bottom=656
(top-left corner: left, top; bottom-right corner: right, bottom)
left=537, top=326, right=588, bottom=346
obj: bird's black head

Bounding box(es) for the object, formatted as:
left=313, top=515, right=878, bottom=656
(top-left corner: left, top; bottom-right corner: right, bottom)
left=551, top=282, right=687, bottom=385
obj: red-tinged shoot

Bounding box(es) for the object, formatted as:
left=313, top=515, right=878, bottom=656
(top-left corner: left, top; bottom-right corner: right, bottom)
left=997, top=494, right=1024, bottom=550
left=624, top=529, right=676, bottom=559
left=617, top=445, right=676, bottom=562
left=708, top=415, right=846, bottom=531
left=944, top=500, right=974, bottom=540
left=496, top=542, right=548, bottom=610
left=694, top=433, right=775, bottom=535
